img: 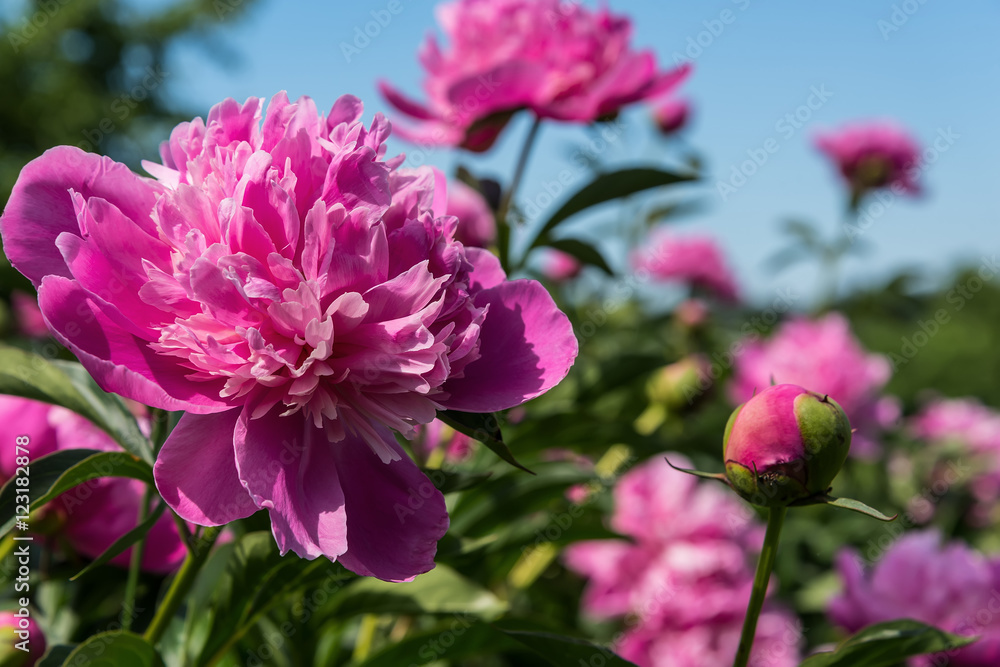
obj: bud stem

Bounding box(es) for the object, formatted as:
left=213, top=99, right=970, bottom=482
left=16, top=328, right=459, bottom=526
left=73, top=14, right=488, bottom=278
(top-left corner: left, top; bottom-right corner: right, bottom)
left=733, top=505, right=786, bottom=667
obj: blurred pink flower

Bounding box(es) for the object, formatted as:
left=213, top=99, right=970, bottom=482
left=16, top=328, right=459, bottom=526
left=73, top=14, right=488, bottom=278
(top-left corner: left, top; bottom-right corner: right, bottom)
left=446, top=179, right=495, bottom=248
left=910, top=398, right=1000, bottom=525
left=0, top=92, right=577, bottom=581
left=730, top=313, right=896, bottom=458
left=652, top=97, right=690, bottom=135
left=541, top=249, right=583, bottom=282
left=815, top=121, right=921, bottom=197
left=674, top=298, right=709, bottom=327
left=0, top=610, right=45, bottom=666
left=830, top=530, right=1000, bottom=667
left=11, top=291, right=48, bottom=338
left=564, top=455, right=801, bottom=667
left=411, top=419, right=475, bottom=464
left=0, top=396, right=187, bottom=573
left=379, top=0, right=690, bottom=151
left=633, top=233, right=740, bottom=302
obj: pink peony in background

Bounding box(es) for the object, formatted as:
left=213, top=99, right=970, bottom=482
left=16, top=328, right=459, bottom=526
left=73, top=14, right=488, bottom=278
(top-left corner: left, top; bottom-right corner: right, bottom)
left=379, top=0, right=690, bottom=151
left=652, top=97, right=690, bottom=135
left=540, top=248, right=583, bottom=282
left=815, top=121, right=921, bottom=198
left=0, top=610, right=45, bottom=666
left=410, top=419, right=475, bottom=465
left=10, top=291, right=49, bottom=338
left=0, top=396, right=187, bottom=573
left=0, top=92, right=577, bottom=582
left=909, top=397, right=1000, bottom=525
left=632, top=232, right=740, bottom=302
left=730, top=313, right=897, bottom=458
left=829, top=530, right=1000, bottom=667
left=445, top=179, right=495, bottom=248
left=564, top=455, right=802, bottom=667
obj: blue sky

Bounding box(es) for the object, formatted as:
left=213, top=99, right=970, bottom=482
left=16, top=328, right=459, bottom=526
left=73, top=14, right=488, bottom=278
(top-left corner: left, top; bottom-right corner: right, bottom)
left=160, top=0, right=998, bottom=304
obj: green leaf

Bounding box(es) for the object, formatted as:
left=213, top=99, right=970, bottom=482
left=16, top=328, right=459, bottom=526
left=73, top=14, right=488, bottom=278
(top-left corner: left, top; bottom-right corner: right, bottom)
left=437, top=409, right=532, bottom=474
left=359, top=621, right=522, bottom=667
left=327, top=563, right=508, bottom=620
left=542, top=238, right=612, bottom=274
left=494, top=621, right=639, bottom=667
left=191, top=532, right=352, bottom=667
left=0, top=449, right=153, bottom=535
left=0, top=346, right=151, bottom=462
left=799, top=619, right=977, bottom=667
left=421, top=468, right=493, bottom=494
left=70, top=502, right=167, bottom=580
left=63, top=631, right=163, bottom=666
left=36, top=644, right=75, bottom=666
left=530, top=167, right=695, bottom=248
left=793, top=495, right=897, bottom=521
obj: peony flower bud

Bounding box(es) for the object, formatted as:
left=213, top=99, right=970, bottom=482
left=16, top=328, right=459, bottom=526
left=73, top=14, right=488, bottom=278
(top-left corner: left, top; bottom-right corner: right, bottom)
left=723, top=383, right=851, bottom=507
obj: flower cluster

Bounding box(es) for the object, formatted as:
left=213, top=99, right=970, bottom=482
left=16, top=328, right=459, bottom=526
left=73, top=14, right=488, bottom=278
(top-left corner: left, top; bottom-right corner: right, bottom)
left=0, top=92, right=577, bottom=581
left=564, top=455, right=801, bottom=667
left=829, top=530, right=1000, bottom=667
left=379, top=0, right=690, bottom=151
left=730, top=313, right=897, bottom=457
left=0, top=396, right=187, bottom=573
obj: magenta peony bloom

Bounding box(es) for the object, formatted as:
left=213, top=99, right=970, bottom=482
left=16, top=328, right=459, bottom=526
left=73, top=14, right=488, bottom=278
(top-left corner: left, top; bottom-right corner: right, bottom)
left=730, top=313, right=897, bottom=458
left=830, top=530, right=1000, bottom=667
left=651, top=97, right=690, bottom=136
left=379, top=0, right=690, bottom=151
left=910, top=398, right=1000, bottom=525
left=632, top=232, right=740, bottom=302
left=564, top=455, right=801, bottom=667
left=0, top=610, right=45, bottom=666
left=446, top=179, right=495, bottom=248
left=0, top=397, right=187, bottom=573
left=540, top=248, right=583, bottom=282
left=815, top=121, right=921, bottom=197
left=0, top=92, right=577, bottom=581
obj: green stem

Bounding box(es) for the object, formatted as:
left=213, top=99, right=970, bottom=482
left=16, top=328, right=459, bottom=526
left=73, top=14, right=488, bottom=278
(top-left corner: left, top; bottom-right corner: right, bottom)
left=497, top=115, right=543, bottom=272
left=122, top=486, right=153, bottom=631
left=733, top=506, right=786, bottom=667
left=143, top=526, right=222, bottom=646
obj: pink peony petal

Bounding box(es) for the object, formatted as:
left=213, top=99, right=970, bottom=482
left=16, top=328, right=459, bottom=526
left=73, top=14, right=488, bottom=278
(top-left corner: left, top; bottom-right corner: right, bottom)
left=440, top=279, right=577, bottom=412
left=38, top=275, right=232, bottom=413
left=1, top=146, right=163, bottom=286
left=331, top=421, right=449, bottom=582
left=235, top=406, right=349, bottom=561
left=154, top=409, right=258, bottom=526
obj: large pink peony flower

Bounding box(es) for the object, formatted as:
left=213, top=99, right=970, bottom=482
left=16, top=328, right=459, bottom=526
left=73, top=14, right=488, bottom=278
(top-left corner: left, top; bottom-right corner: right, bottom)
left=730, top=313, right=897, bottom=458
left=0, top=397, right=187, bottom=573
left=0, top=92, right=577, bottom=581
left=379, top=0, right=690, bottom=151
left=564, top=455, right=801, bottom=667
left=830, top=530, right=1000, bottom=667
left=814, top=121, right=921, bottom=197
left=632, top=232, right=740, bottom=302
